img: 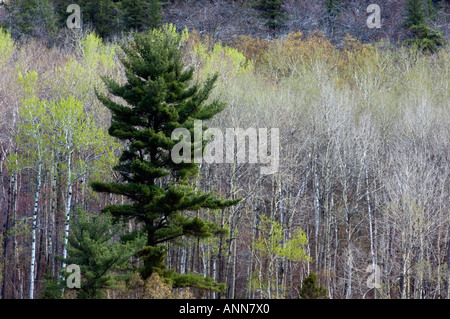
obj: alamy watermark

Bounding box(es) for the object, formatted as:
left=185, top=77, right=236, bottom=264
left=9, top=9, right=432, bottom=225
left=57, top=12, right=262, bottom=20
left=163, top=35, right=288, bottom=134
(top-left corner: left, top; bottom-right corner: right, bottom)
left=171, top=120, right=280, bottom=175
left=366, top=4, right=382, bottom=29
left=65, top=264, right=81, bottom=289
left=66, top=4, right=81, bottom=29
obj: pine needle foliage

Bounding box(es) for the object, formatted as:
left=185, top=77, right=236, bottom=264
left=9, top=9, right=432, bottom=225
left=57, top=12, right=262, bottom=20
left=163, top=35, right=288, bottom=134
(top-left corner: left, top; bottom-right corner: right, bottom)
left=92, top=24, right=239, bottom=291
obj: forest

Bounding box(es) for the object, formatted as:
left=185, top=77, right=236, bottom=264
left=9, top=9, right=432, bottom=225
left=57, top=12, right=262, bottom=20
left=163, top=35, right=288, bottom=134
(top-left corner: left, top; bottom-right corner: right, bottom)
left=0, top=0, right=449, bottom=300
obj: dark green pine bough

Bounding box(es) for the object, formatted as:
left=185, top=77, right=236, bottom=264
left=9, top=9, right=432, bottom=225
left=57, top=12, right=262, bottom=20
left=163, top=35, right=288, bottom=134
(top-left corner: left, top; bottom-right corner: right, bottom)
left=298, top=272, right=329, bottom=299
left=92, top=25, right=239, bottom=292
left=256, top=0, right=286, bottom=29
left=403, top=0, right=445, bottom=52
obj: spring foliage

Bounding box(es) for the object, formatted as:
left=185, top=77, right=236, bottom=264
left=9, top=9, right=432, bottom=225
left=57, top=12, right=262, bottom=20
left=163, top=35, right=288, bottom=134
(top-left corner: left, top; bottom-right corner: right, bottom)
left=0, top=4, right=449, bottom=297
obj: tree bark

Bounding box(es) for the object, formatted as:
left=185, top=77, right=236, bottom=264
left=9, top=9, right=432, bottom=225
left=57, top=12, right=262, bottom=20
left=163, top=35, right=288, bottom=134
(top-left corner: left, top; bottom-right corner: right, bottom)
left=29, top=158, right=42, bottom=299
left=61, top=149, right=73, bottom=271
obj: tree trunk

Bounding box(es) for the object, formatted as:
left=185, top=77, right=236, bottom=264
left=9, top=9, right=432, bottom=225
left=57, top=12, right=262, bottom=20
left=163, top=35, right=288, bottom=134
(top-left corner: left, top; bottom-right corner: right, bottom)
left=0, top=172, right=13, bottom=299
left=48, top=154, right=58, bottom=275
left=61, top=150, right=73, bottom=270
left=313, top=153, right=321, bottom=270
left=447, top=230, right=450, bottom=299
left=180, top=246, right=187, bottom=275
left=227, top=228, right=237, bottom=299
left=366, top=166, right=377, bottom=298
left=29, top=158, right=42, bottom=299
left=11, top=170, right=19, bottom=299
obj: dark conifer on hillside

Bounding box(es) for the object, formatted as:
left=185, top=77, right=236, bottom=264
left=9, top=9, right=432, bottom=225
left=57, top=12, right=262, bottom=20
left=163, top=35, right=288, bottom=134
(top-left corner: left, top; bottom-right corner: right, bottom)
left=256, top=0, right=286, bottom=29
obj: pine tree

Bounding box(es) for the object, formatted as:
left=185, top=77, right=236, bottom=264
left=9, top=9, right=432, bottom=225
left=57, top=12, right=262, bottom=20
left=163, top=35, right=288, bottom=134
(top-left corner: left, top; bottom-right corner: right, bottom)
left=122, top=0, right=147, bottom=31
left=90, top=0, right=119, bottom=38
left=324, top=0, right=342, bottom=17
left=404, top=0, right=425, bottom=28
left=58, top=0, right=120, bottom=38
left=122, top=0, right=162, bottom=32
left=39, top=274, right=63, bottom=299
left=1, top=0, right=57, bottom=40
left=406, top=23, right=445, bottom=52
left=92, top=25, right=239, bottom=290
left=299, top=272, right=329, bottom=299
left=62, top=209, right=143, bottom=299
left=423, top=0, right=437, bottom=22
left=403, top=0, right=445, bottom=52
left=256, top=0, right=286, bottom=29
left=148, top=0, right=163, bottom=29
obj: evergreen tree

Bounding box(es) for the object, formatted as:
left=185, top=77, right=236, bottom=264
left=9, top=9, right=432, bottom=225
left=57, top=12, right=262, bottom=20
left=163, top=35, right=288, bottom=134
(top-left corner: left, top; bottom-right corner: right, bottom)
left=55, top=0, right=121, bottom=38
left=1, top=0, right=57, bottom=40
left=122, top=0, right=147, bottom=31
left=324, top=0, right=342, bottom=17
left=89, top=0, right=119, bottom=38
left=55, top=0, right=162, bottom=37
left=403, top=0, right=445, bottom=52
left=39, top=274, right=63, bottom=299
left=299, top=272, right=329, bottom=299
left=323, top=0, right=342, bottom=34
left=406, top=23, right=445, bottom=52
left=62, top=209, right=144, bottom=299
left=122, top=0, right=162, bottom=32
left=148, top=0, right=163, bottom=29
left=92, top=25, right=239, bottom=290
left=404, top=0, right=425, bottom=28
left=256, top=0, right=286, bottom=29
left=423, top=0, right=438, bottom=22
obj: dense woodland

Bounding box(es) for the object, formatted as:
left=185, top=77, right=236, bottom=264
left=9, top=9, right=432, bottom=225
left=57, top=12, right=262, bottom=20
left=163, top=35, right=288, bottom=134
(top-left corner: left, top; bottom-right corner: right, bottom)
left=0, top=0, right=449, bottom=299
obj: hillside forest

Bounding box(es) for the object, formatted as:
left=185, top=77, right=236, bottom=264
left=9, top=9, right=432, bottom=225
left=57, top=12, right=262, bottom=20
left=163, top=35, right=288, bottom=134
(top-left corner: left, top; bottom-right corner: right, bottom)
left=0, top=0, right=449, bottom=299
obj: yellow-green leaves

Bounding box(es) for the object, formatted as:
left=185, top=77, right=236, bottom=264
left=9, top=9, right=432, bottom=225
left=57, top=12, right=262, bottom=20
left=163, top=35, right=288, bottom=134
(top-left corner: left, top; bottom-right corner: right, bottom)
left=280, top=228, right=312, bottom=262
left=17, top=70, right=38, bottom=99
left=253, top=214, right=310, bottom=262
left=48, top=95, right=84, bottom=137
left=146, top=23, right=189, bottom=49
left=14, top=71, right=47, bottom=171
left=80, top=33, right=116, bottom=72
left=47, top=95, right=119, bottom=187
left=53, top=33, right=118, bottom=126
left=192, top=40, right=253, bottom=87
left=14, top=67, right=120, bottom=195
left=0, top=28, right=15, bottom=68
left=6, top=31, right=120, bottom=214
left=248, top=214, right=311, bottom=298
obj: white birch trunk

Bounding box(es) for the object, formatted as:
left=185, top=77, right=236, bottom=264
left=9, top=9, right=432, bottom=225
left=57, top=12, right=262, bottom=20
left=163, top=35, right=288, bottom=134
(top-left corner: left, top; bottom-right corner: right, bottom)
left=212, top=258, right=216, bottom=299
left=49, top=154, right=57, bottom=274
left=61, top=150, right=72, bottom=270
left=29, top=158, right=42, bottom=299
left=313, top=153, right=321, bottom=265
left=366, top=166, right=377, bottom=297
left=180, top=246, right=187, bottom=275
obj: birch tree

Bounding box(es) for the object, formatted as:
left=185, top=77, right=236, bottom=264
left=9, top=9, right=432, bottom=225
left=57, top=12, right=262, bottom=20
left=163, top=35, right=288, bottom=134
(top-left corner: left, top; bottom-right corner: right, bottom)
left=46, top=95, right=118, bottom=272
left=15, top=70, right=50, bottom=299
left=249, top=214, right=310, bottom=298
